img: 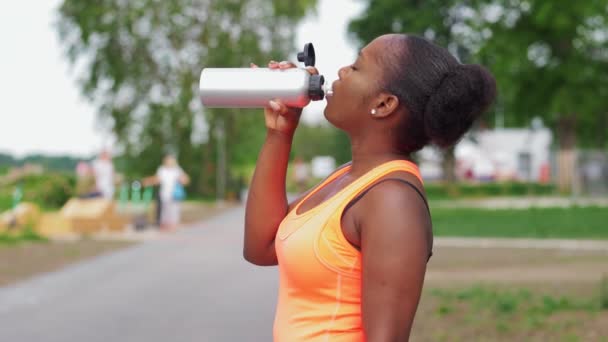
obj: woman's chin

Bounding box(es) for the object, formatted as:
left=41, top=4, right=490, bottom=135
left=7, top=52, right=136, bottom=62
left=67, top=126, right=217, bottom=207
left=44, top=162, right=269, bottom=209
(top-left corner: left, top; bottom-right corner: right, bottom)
left=323, top=106, right=331, bottom=120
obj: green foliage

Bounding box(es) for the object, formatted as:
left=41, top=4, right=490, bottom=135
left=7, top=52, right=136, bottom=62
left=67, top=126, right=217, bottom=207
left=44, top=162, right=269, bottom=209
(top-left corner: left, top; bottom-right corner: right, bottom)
left=349, top=1, right=608, bottom=149
left=431, top=285, right=599, bottom=334
left=470, top=1, right=608, bottom=148
left=0, top=226, right=47, bottom=246
left=56, top=0, right=318, bottom=197
left=431, top=206, right=608, bottom=239
left=0, top=152, right=83, bottom=172
left=0, top=195, right=11, bottom=212
left=292, top=123, right=351, bottom=164
left=15, top=174, right=76, bottom=209
left=349, top=0, right=460, bottom=49
left=601, top=275, right=608, bottom=310
left=425, top=182, right=556, bottom=199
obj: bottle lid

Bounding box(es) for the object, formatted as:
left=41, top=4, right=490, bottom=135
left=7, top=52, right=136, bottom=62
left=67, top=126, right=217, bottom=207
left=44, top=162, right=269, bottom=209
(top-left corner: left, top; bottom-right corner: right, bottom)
left=308, top=75, right=325, bottom=101
left=297, top=43, right=316, bottom=66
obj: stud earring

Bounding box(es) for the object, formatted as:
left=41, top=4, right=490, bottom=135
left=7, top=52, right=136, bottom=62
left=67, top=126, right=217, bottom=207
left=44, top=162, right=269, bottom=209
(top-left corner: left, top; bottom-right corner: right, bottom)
left=371, top=109, right=377, bottom=115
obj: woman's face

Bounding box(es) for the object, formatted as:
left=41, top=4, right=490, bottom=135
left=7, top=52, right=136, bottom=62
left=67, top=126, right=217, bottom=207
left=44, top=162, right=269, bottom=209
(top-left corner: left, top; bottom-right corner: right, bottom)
left=323, top=35, right=393, bottom=130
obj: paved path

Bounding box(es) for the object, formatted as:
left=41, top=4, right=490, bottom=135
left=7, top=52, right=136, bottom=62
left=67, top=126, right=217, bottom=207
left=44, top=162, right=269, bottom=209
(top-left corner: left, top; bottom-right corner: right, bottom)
left=0, top=207, right=277, bottom=342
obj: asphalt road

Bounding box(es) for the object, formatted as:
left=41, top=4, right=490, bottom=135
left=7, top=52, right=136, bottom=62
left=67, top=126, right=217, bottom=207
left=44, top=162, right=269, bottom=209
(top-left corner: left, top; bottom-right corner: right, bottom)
left=0, top=207, right=277, bottom=342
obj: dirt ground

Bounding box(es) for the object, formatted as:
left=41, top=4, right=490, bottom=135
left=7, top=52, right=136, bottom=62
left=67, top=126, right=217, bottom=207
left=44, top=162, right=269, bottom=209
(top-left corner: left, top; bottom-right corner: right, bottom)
left=426, top=247, right=608, bottom=286
left=0, top=239, right=133, bottom=287
left=412, top=246, right=608, bottom=341
left=0, top=201, right=235, bottom=288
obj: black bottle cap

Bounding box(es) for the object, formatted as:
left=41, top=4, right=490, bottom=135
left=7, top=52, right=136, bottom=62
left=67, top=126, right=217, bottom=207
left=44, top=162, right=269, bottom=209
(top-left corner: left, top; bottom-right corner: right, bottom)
left=308, top=75, right=325, bottom=101
left=297, top=43, right=316, bottom=66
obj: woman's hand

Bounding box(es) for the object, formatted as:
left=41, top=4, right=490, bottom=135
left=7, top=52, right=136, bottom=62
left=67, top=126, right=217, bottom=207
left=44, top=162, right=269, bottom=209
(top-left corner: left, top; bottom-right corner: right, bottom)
left=250, top=61, right=318, bottom=137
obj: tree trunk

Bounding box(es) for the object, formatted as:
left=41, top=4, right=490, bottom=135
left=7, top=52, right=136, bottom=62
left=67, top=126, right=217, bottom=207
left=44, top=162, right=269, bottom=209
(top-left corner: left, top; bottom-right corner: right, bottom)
left=556, top=114, right=578, bottom=193
left=598, top=112, right=608, bottom=149
left=442, top=146, right=457, bottom=194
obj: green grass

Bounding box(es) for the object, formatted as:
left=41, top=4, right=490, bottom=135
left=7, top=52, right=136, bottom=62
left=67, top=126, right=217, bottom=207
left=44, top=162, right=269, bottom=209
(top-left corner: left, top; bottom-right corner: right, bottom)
left=431, top=206, right=608, bottom=239
left=0, top=227, right=47, bottom=246
left=429, top=284, right=603, bottom=336
left=0, top=195, right=12, bottom=212
left=601, top=275, right=608, bottom=310
left=426, top=182, right=557, bottom=200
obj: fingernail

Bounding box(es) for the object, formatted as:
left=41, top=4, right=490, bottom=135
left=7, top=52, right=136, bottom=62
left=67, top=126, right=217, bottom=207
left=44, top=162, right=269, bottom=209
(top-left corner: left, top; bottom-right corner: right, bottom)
left=279, top=61, right=288, bottom=65
left=269, top=101, right=280, bottom=111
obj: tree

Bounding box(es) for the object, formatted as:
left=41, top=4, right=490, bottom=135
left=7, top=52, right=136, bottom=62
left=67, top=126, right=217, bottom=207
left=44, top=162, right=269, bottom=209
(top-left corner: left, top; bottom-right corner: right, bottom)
left=56, top=0, right=317, bottom=197
left=466, top=1, right=608, bottom=190
left=292, top=122, right=351, bottom=165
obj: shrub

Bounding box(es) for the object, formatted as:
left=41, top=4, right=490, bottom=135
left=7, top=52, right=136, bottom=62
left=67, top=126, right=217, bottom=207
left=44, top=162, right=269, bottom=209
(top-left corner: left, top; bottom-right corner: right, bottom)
left=20, top=173, right=76, bottom=209
left=425, top=182, right=557, bottom=200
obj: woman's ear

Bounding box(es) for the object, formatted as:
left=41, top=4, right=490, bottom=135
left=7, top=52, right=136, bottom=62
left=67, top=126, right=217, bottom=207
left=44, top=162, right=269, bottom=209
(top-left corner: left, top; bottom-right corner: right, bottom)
left=370, top=93, right=400, bottom=118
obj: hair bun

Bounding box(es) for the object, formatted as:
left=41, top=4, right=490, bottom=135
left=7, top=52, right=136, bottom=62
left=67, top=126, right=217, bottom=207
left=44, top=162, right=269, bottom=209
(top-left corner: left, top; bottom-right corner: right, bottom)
left=424, top=64, right=497, bottom=148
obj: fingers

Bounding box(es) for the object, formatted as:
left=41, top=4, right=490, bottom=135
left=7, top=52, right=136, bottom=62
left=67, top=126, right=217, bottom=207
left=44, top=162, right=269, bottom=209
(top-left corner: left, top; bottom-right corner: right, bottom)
left=305, top=66, right=319, bottom=75
left=278, top=61, right=297, bottom=69
left=267, top=100, right=288, bottom=116
left=250, top=63, right=258, bottom=68
left=267, top=60, right=298, bottom=70
left=261, top=61, right=317, bottom=74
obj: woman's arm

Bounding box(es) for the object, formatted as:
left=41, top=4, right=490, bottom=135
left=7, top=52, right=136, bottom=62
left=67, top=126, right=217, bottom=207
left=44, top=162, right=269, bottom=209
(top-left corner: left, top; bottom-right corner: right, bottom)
left=357, top=180, right=432, bottom=341
left=243, top=130, right=294, bottom=265
left=179, top=170, right=190, bottom=186
left=243, top=61, right=318, bottom=266
left=142, top=175, right=160, bottom=187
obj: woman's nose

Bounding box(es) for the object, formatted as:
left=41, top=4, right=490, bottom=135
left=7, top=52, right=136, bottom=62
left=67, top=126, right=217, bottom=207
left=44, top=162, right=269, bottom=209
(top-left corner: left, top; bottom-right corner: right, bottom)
left=338, top=66, right=348, bottom=79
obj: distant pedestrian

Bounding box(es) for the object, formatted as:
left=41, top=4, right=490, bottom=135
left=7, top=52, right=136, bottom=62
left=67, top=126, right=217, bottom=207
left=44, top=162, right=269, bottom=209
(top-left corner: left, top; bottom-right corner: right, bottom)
left=91, top=150, right=115, bottom=200
left=144, top=154, right=190, bottom=232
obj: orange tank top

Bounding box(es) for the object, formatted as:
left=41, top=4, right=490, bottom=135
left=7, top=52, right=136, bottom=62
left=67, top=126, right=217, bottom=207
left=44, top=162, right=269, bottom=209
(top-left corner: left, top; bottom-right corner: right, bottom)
left=273, top=160, right=423, bottom=342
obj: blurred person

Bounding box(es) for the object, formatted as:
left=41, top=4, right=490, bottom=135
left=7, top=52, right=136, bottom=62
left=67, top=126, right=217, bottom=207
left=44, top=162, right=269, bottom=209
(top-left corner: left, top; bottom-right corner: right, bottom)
left=91, top=150, right=115, bottom=199
left=144, top=154, right=190, bottom=232
left=244, top=34, right=496, bottom=341
left=292, top=156, right=310, bottom=194
left=74, top=161, right=96, bottom=198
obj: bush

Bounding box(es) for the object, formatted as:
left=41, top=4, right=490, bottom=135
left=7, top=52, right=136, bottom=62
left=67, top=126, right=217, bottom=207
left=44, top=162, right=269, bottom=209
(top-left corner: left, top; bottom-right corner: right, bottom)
left=0, top=195, right=11, bottom=212
left=20, top=173, right=76, bottom=209
left=425, top=182, right=557, bottom=200
left=0, top=226, right=47, bottom=246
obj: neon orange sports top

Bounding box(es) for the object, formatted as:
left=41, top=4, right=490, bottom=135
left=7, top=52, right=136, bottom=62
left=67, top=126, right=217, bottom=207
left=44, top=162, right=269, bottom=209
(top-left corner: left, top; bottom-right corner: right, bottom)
left=274, top=160, right=423, bottom=341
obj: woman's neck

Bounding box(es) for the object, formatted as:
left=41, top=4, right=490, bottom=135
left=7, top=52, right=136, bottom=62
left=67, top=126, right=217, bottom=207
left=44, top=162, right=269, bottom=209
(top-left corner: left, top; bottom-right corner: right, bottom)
left=348, top=134, right=411, bottom=177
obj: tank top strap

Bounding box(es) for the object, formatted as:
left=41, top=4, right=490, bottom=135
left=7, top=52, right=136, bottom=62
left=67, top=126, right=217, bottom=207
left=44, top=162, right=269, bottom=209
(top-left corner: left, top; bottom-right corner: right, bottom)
left=333, top=159, right=422, bottom=207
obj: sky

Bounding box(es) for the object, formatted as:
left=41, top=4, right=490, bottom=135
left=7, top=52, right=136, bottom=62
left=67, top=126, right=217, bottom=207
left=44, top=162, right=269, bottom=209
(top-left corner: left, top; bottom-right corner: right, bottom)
left=0, top=0, right=364, bottom=158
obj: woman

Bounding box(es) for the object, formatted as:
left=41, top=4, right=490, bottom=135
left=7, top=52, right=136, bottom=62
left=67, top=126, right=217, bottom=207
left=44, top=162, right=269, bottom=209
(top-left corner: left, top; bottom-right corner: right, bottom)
left=144, top=154, right=190, bottom=232
left=244, top=34, right=496, bottom=341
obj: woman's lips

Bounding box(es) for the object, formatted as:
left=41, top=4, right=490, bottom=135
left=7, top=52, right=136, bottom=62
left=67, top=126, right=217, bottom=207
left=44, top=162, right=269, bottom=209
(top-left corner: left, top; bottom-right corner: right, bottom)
left=326, top=80, right=338, bottom=98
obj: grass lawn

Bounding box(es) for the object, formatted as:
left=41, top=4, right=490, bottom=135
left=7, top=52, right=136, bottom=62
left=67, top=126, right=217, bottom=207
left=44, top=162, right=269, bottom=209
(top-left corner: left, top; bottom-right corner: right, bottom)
left=413, top=283, right=608, bottom=342
left=431, top=206, right=608, bottom=239
left=416, top=247, right=608, bottom=341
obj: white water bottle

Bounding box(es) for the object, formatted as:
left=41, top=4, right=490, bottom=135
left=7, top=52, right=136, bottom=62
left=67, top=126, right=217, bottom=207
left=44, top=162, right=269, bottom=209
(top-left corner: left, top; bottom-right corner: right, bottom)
left=199, top=43, right=330, bottom=108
